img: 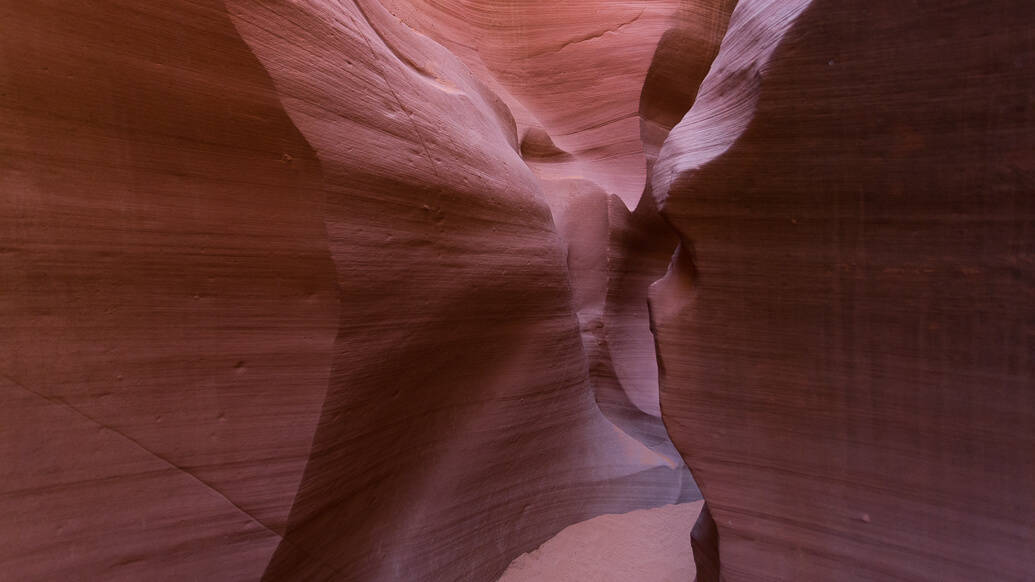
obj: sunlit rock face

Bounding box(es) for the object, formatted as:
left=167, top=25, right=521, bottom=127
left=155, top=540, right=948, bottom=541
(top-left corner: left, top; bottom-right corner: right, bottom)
left=2, top=0, right=1032, bottom=581
left=227, top=2, right=696, bottom=579
left=1, top=1, right=706, bottom=580
left=651, top=1, right=1035, bottom=581
left=380, top=0, right=680, bottom=209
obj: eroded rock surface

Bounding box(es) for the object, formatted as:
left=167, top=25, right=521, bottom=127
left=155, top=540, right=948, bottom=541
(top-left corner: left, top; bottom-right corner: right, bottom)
left=2, top=0, right=1032, bottom=581
left=652, top=1, right=1035, bottom=580
left=1, top=3, right=339, bottom=578
left=2, top=1, right=700, bottom=580
left=227, top=2, right=693, bottom=579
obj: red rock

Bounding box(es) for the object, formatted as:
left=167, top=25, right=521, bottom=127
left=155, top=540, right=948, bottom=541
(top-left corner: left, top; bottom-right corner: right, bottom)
left=1, top=2, right=339, bottom=578
left=380, top=0, right=683, bottom=209
left=652, top=1, right=1035, bottom=580
left=2, top=1, right=695, bottom=580
left=3, top=0, right=1032, bottom=580
left=228, top=2, right=692, bottom=579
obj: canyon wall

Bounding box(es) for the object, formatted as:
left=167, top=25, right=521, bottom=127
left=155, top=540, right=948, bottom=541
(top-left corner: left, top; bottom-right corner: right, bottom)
left=1, top=1, right=700, bottom=580
left=1, top=2, right=339, bottom=578
left=1, top=0, right=1032, bottom=581
left=227, top=2, right=694, bottom=579
left=651, top=1, right=1035, bottom=580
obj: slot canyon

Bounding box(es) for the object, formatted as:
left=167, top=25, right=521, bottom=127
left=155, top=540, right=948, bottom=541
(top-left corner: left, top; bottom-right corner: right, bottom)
left=1, top=1, right=1032, bottom=581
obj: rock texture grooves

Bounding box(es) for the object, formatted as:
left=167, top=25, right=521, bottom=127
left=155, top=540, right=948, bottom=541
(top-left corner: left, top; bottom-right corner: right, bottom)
left=2, top=1, right=707, bottom=580
left=227, top=2, right=693, bottom=579
left=1, top=2, right=339, bottom=578
left=651, top=1, right=1035, bottom=580
left=2, top=0, right=1033, bottom=581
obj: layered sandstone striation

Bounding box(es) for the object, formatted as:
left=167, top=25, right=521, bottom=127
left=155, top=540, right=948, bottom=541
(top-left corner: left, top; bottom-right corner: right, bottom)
left=1, top=0, right=1032, bottom=581
left=2, top=1, right=701, bottom=580
left=651, top=1, right=1035, bottom=580
left=228, top=1, right=695, bottom=579
left=1, top=2, right=339, bottom=578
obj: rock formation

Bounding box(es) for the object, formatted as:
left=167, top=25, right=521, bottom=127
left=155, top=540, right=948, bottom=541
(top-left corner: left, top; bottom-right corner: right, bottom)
left=228, top=2, right=694, bottom=579
left=651, top=1, right=1035, bottom=580
left=1, top=0, right=1032, bottom=581
left=2, top=1, right=696, bottom=580
left=2, top=3, right=339, bottom=578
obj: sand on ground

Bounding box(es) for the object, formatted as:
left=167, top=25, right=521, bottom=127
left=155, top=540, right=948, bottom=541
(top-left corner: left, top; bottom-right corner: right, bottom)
left=499, top=501, right=703, bottom=582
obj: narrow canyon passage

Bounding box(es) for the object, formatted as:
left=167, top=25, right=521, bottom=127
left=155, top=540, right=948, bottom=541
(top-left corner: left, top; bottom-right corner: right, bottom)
left=1, top=1, right=1032, bottom=582
left=230, top=2, right=727, bottom=578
